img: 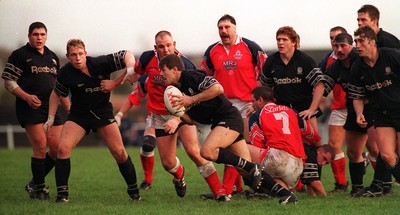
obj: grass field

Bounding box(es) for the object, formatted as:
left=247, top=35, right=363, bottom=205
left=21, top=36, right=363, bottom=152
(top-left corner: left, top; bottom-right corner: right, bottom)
left=0, top=147, right=398, bottom=215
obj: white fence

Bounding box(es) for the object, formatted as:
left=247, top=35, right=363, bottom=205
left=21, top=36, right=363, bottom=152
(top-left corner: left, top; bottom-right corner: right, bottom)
left=0, top=124, right=25, bottom=150
left=0, top=123, right=148, bottom=150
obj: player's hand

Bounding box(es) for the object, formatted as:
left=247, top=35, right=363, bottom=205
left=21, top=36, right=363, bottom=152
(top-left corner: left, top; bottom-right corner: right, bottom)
left=356, top=113, right=367, bottom=128
left=163, top=117, right=181, bottom=134
left=171, top=93, right=193, bottom=110
left=100, top=80, right=117, bottom=93
left=114, top=112, right=123, bottom=127
left=299, top=109, right=314, bottom=120
left=245, top=106, right=255, bottom=118
left=26, top=94, right=41, bottom=109
left=122, top=68, right=138, bottom=85
left=43, top=115, right=55, bottom=134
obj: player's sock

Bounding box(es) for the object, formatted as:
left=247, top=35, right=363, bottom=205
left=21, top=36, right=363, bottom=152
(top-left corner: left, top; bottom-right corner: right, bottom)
left=118, top=155, right=138, bottom=186
left=369, top=155, right=377, bottom=169
left=44, top=152, right=56, bottom=177
left=388, top=158, right=400, bottom=180
left=234, top=173, right=243, bottom=193
left=31, top=157, right=45, bottom=186
left=295, top=180, right=305, bottom=191
left=140, top=151, right=154, bottom=184
left=140, top=135, right=156, bottom=183
left=198, top=162, right=226, bottom=197
left=331, top=153, right=347, bottom=185
left=222, top=165, right=239, bottom=194
left=258, top=171, right=291, bottom=197
left=55, top=158, right=70, bottom=197
left=372, top=154, right=392, bottom=188
left=349, top=162, right=365, bottom=186
left=168, top=157, right=184, bottom=179
left=216, top=148, right=254, bottom=172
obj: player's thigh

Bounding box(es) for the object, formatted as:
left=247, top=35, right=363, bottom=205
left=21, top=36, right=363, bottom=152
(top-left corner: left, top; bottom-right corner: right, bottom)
left=375, top=127, right=397, bottom=159
left=262, top=148, right=303, bottom=189
left=227, top=139, right=251, bottom=161
left=25, top=123, right=47, bottom=158
left=199, top=127, right=240, bottom=161
left=247, top=144, right=267, bottom=163
left=156, top=134, right=178, bottom=168
left=328, top=125, right=345, bottom=149
left=345, top=131, right=367, bottom=162
left=58, top=121, right=86, bottom=158
left=46, top=125, right=63, bottom=157
left=97, top=123, right=127, bottom=160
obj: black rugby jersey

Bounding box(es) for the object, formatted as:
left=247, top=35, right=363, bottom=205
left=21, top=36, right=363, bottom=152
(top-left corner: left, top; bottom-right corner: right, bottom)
left=259, top=49, right=323, bottom=111
left=377, top=29, right=400, bottom=49
left=348, top=48, right=400, bottom=111
left=55, top=51, right=127, bottom=115
left=177, top=70, right=233, bottom=124
left=324, top=49, right=362, bottom=112
left=2, top=43, right=59, bottom=104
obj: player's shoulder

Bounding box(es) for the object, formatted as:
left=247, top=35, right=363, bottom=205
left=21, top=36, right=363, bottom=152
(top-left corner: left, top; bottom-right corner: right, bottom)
left=138, top=50, right=156, bottom=65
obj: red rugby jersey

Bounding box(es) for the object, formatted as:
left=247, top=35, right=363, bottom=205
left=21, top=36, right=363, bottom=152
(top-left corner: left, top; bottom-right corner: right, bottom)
left=259, top=103, right=306, bottom=159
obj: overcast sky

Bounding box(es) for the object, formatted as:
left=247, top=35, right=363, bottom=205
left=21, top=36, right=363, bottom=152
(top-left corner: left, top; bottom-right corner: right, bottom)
left=0, top=0, right=399, bottom=56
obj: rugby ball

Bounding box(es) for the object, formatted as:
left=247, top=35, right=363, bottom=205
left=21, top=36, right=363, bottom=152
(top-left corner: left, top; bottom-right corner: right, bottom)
left=164, top=85, right=186, bottom=117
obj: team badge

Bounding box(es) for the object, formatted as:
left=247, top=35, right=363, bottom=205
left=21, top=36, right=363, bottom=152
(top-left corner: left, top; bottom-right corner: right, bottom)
left=234, top=50, right=242, bottom=59
left=297, top=67, right=303, bottom=75
left=385, top=67, right=392, bottom=75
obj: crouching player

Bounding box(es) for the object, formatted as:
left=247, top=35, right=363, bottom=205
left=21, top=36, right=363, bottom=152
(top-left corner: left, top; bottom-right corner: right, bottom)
left=248, top=86, right=333, bottom=196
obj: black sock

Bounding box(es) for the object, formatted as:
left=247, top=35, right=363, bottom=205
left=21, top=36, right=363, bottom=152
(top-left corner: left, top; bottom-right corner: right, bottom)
left=55, top=158, right=70, bottom=197
left=349, top=162, right=364, bottom=186
left=259, top=171, right=291, bottom=197
left=388, top=158, right=400, bottom=180
left=31, top=157, right=45, bottom=187
left=373, top=154, right=392, bottom=186
left=216, top=148, right=255, bottom=172
left=44, top=152, right=56, bottom=176
left=118, top=156, right=138, bottom=187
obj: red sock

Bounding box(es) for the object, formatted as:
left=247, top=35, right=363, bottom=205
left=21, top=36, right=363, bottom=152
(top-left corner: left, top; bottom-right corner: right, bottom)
left=140, top=154, right=154, bottom=184
left=331, top=155, right=347, bottom=185
left=205, top=171, right=226, bottom=197
left=370, top=155, right=377, bottom=169
left=296, top=180, right=304, bottom=191
left=234, top=174, right=243, bottom=193
left=172, top=165, right=184, bottom=179
left=222, top=165, right=239, bottom=194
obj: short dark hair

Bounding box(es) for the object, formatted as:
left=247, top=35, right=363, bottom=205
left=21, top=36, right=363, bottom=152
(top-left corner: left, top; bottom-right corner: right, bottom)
left=330, top=26, right=347, bottom=34
left=319, top=144, right=335, bottom=163
left=155, top=30, right=172, bottom=40
left=159, top=54, right=184, bottom=71
left=354, top=25, right=377, bottom=43
left=358, top=4, right=380, bottom=21
left=29, top=22, right=47, bottom=35
left=218, top=14, right=236, bottom=26
left=334, top=33, right=353, bottom=45
left=251, top=86, right=274, bottom=102
left=276, top=26, right=299, bottom=48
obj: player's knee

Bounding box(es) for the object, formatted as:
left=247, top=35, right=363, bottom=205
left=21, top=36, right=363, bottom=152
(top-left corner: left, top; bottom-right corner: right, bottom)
left=112, top=148, right=128, bottom=163
left=142, top=135, right=156, bottom=152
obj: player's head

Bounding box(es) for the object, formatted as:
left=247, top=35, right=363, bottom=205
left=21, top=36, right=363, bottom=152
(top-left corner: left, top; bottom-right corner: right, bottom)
left=159, top=54, right=183, bottom=85
left=276, top=26, right=299, bottom=55
left=317, top=144, right=335, bottom=166
left=154, top=30, right=176, bottom=59
left=357, top=4, right=380, bottom=29
left=28, top=22, right=47, bottom=52
left=217, top=14, right=237, bottom=47
left=333, top=33, right=353, bottom=61
left=251, top=86, right=274, bottom=111
left=329, top=26, right=347, bottom=49
left=66, top=39, right=87, bottom=70
left=354, top=26, right=377, bottom=57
